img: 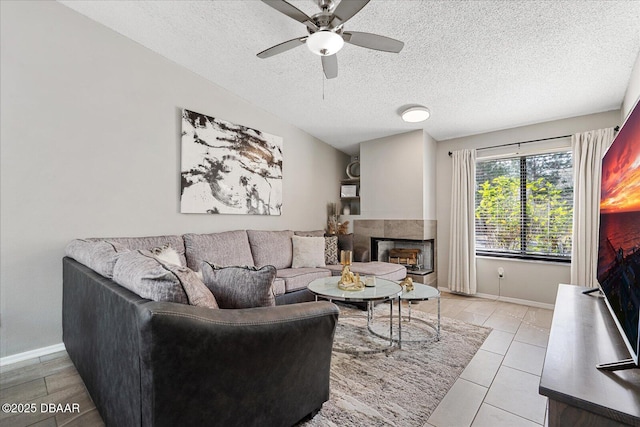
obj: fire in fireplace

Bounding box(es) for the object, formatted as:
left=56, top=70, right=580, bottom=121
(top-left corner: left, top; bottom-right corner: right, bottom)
left=370, top=237, right=434, bottom=276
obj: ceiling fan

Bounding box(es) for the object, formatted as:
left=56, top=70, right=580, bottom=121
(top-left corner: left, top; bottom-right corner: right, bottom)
left=257, top=0, right=404, bottom=79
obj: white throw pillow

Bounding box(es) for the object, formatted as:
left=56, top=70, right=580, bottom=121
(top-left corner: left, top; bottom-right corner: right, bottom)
left=291, top=236, right=326, bottom=268
left=151, top=244, right=182, bottom=266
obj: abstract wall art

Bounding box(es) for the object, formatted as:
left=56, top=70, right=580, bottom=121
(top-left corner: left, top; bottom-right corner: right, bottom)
left=180, top=109, right=283, bottom=215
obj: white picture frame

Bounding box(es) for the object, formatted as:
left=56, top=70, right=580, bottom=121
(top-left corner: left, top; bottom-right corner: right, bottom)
left=340, top=185, right=357, bottom=198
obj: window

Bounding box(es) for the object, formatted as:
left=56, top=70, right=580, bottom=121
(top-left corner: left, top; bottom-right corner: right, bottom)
left=475, top=151, right=573, bottom=261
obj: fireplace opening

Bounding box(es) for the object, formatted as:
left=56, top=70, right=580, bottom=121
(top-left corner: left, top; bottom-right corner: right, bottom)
left=371, top=237, right=434, bottom=276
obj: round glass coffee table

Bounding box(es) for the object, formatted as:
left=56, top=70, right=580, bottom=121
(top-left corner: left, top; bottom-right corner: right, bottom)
left=401, top=283, right=441, bottom=342
left=369, top=283, right=441, bottom=343
left=307, top=276, right=403, bottom=354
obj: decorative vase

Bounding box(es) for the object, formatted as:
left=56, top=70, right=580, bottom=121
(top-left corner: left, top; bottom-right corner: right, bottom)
left=346, top=159, right=360, bottom=179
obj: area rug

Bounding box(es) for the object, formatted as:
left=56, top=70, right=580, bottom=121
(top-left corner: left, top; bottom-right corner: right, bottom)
left=300, top=305, right=491, bottom=427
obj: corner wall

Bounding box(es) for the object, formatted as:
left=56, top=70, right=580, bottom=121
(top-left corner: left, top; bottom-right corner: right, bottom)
left=0, top=1, right=349, bottom=357
left=359, top=129, right=437, bottom=219
left=436, top=110, right=621, bottom=305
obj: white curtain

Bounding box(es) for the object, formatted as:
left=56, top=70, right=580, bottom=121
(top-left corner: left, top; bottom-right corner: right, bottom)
left=571, top=128, right=615, bottom=286
left=448, top=149, right=477, bottom=294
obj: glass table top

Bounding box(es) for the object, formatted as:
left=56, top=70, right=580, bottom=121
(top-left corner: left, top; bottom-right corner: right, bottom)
left=307, top=276, right=402, bottom=302
left=401, top=283, right=440, bottom=301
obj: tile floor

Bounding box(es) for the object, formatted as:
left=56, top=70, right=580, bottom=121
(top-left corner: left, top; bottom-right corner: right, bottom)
left=0, top=292, right=553, bottom=427
left=413, top=292, right=552, bottom=427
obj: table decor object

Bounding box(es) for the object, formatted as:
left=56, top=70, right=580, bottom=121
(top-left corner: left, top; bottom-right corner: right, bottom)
left=399, top=276, right=414, bottom=292
left=338, top=250, right=364, bottom=290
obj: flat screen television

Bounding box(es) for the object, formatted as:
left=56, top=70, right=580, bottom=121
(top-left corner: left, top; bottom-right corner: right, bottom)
left=596, top=97, right=640, bottom=371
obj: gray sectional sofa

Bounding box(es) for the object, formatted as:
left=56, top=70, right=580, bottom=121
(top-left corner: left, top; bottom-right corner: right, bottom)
left=62, top=229, right=406, bottom=427
left=180, top=229, right=406, bottom=302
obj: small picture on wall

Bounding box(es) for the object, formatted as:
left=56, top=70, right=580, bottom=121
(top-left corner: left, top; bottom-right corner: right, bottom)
left=340, top=185, right=358, bottom=198
left=180, top=109, right=283, bottom=215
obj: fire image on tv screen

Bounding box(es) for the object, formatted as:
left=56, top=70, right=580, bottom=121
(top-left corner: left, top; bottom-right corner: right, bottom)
left=597, top=99, right=640, bottom=367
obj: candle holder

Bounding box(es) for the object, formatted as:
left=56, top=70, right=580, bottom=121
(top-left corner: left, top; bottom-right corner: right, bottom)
left=340, top=250, right=352, bottom=266
left=338, top=250, right=364, bottom=291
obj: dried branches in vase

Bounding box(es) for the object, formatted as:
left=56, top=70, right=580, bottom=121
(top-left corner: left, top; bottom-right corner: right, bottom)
left=326, top=203, right=350, bottom=235
left=337, top=221, right=349, bottom=235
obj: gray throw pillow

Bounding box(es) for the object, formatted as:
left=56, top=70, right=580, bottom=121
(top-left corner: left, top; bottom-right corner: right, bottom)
left=113, top=250, right=218, bottom=309
left=200, top=262, right=277, bottom=309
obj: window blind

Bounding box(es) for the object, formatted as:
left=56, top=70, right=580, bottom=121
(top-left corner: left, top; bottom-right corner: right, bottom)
left=475, top=151, right=573, bottom=260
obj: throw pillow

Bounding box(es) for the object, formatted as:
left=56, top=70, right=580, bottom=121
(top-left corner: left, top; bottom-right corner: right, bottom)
left=200, top=262, right=276, bottom=309
left=113, top=250, right=218, bottom=309
left=95, top=235, right=187, bottom=266
left=291, top=235, right=326, bottom=268
left=151, top=244, right=182, bottom=266
left=325, top=235, right=339, bottom=265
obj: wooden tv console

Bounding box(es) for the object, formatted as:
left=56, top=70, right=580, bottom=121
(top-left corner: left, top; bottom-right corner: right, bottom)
left=539, top=284, right=640, bottom=426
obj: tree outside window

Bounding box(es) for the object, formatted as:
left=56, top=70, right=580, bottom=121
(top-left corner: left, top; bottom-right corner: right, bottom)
left=475, top=151, right=573, bottom=260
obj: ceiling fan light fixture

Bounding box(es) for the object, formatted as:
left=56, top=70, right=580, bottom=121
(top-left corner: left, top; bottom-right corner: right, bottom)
left=306, top=30, right=344, bottom=56
left=401, top=106, right=430, bottom=123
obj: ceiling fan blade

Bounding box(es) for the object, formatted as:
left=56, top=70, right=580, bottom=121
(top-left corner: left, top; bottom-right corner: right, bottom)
left=261, top=0, right=318, bottom=31
left=321, top=54, right=338, bottom=79
left=257, top=37, right=307, bottom=59
left=330, top=0, right=370, bottom=26
left=343, top=31, right=404, bottom=53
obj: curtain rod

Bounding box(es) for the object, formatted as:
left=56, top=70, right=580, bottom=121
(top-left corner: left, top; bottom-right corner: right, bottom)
left=447, top=126, right=620, bottom=156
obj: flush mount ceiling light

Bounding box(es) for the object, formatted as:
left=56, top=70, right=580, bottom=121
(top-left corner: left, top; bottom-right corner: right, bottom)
left=306, top=31, right=345, bottom=56
left=401, top=106, right=430, bottom=123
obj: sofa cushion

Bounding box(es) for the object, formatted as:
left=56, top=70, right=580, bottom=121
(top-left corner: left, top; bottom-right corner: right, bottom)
left=113, top=250, right=218, bottom=309
left=65, top=239, right=130, bottom=278
left=95, top=235, right=187, bottom=267
left=200, top=262, right=277, bottom=309
left=325, top=236, right=339, bottom=265
left=276, top=268, right=331, bottom=292
left=246, top=230, right=294, bottom=269
left=291, top=236, right=326, bottom=268
left=273, top=278, right=286, bottom=296
left=323, top=262, right=407, bottom=281
left=183, top=230, right=255, bottom=271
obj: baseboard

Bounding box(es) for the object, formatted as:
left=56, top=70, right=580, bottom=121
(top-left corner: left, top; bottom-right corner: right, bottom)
left=0, top=343, right=66, bottom=367
left=438, top=287, right=555, bottom=310
left=477, top=293, right=555, bottom=310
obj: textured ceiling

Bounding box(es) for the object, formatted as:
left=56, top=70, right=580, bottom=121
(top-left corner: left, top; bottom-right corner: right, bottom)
left=59, top=0, right=640, bottom=154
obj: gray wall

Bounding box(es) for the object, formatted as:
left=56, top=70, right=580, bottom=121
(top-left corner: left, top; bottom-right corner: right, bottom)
left=0, top=1, right=348, bottom=358
left=436, top=110, right=621, bottom=305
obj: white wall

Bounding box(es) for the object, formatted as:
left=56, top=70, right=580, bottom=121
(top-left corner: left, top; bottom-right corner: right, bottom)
left=0, top=1, right=348, bottom=358
left=437, top=110, right=621, bottom=305
left=359, top=129, right=437, bottom=220
left=622, top=50, right=640, bottom=121
left=423, top=131, right=437, bottom=220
